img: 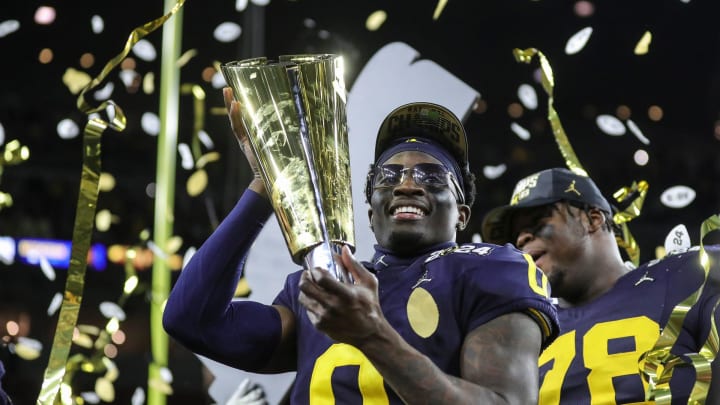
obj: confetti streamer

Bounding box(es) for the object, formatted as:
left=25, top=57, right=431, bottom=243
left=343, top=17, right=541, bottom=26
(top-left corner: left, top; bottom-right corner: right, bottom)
left=641, top=214, right=720, bottom=403
left=513, top=48, right=587, bottom=176
left=36, top=1, right=186, bottom=403
left=513, top=47, right=646, bottom=265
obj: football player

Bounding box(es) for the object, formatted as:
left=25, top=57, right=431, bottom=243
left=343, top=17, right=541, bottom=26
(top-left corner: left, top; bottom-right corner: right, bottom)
left=482, top=167, right=720, bottom=404
left=163, top=90, right=558, bottom=404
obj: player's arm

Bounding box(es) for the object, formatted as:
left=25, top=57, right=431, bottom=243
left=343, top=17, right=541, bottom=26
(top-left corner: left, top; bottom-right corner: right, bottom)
left=368, top=311, right=542, bottom=404
left=300, top=247, right=545, bottom=404
left=163, top=190, right=297, bottom=372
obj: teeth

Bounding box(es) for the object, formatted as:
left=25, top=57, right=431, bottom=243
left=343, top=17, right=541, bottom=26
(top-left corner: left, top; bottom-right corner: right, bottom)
left=393, top=205, right=425, bottom=216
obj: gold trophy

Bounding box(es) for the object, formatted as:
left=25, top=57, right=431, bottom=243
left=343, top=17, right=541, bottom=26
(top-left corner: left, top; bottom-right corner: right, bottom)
left=222, top=54, right=355, bottom=282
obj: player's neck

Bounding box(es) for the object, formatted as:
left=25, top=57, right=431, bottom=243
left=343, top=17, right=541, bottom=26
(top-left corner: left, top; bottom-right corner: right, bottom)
left=561, top=255, right=630, bottom=308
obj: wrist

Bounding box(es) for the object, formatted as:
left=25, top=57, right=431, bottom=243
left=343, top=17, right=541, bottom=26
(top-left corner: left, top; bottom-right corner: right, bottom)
left=353, top=319, right=397, bottom=356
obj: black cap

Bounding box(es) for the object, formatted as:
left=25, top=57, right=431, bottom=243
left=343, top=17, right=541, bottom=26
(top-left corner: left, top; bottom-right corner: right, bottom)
left=374, top=102, right=469, bottom=169
left=481, top=168, right=612, bottom=245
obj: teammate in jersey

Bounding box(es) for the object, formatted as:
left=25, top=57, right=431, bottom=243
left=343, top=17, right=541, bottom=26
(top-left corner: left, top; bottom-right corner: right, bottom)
left=482, top=167, right=720, bottom=404
left=163, top=90, right=559, bottom=404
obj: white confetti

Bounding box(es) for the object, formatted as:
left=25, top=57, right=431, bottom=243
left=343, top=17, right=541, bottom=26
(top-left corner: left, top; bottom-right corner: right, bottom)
left=159, top=367, right=174, bottom=383
left=235, top=0, right=249, bottom=11
left=147, top=241, right=168, bottom=259
left=0, top=122, right=5, bottom=145
left=0, top=237, right=15, bottom=265
left=47, top=292, right=63, bottom=316
left=517, top=84, right=538, bottom=110
left=93, top=82, right=114, bottom=101
left=626, top=119, right=650, bottom=144
left=99, top=301, right=126, bottom=321
left=660, top=185, right=696, bottom=209
left=482, top=164, right=507, bottom=180
left=141, top=112, right=160, bottom=136
left=633, top=149, right=649, bottom=166
left=664, top=224, right=691, bottom=255
left=0, top=20, right=20, bottom=38
left=211, top=71, right=227, bottom=89
left=131, top=388, right=145, bottom=405
left=182, top=246, right=197, bottom=270
left=213, top=22, right=242, bottom=43
left=596, top=114, right=626, bottom=136
left=14, top=337, right=42, bottom=360
left=178, top=143, right=194, bottom=170
left=91, top=15, right=104, bottom=34
left=251, top=0, right=271, bottom=6
left=119, top=69, right=139, bottom=89
left=57, top=118, right=80, bottom=139
left=198, top=130, right=215, bottom=149
left=39, top=256, right=56, bottom=281
left=34, top=6, right=56, bottom=25
left=471, top=233, right=482, bottom=243
left=80, top=392, right=101, bottom=404
left=565, top=26, right=593, bottom=55
left=510, top=122, right=531, bottom=140
left=132, top=39, right=157, bottom=61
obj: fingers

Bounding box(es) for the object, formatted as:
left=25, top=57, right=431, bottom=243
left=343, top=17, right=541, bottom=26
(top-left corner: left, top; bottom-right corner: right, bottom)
left=223, top=92, right=249, bottom=144
left=223, top=86, right=233, bottom=112
left=340, top=246, right=376, bottom=287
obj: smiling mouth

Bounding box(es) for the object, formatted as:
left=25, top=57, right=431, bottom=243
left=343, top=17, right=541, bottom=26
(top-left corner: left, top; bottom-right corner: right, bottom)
left=392, top=205, right=426, bottom=219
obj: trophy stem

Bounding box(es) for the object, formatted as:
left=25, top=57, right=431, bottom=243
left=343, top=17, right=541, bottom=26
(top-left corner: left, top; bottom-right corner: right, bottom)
left=303, top=242, right=352, bottom=283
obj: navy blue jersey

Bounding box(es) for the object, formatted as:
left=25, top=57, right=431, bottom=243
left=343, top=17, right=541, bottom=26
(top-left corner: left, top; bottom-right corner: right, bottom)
left=275, top=242, right=558, bottom=404
left=539, top=246, right=720, bottom=404
left=0, top=360, right=9, bottom=405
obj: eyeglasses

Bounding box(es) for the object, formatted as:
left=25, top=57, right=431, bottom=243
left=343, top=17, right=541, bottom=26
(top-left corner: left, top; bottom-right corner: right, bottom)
left=371, top=163, right=465, bottom=203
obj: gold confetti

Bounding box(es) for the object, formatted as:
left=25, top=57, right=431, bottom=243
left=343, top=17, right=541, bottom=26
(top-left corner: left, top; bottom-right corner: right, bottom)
left=72, top=333, right=94, bottom=349
left=14, top=338, right=42, bottom=360
left=432, top=0, right=448, bottom=20
left=95, top=377, right=116, bottom=402
left=148, top=377, right=173, bottom=395
left=98, top=172, right=116, bottom=192
left=186, top=168, right=208, bottom=196
left=195, top=151, right=220, bottom=169
left=62, top=68, right=92, bottom=95
left=176, top=49, right=198, bottom=67
left=143, top=72, right=155, bottom=94
left=365, top=10, right=387, bottom=31
left=634, top=30, right=652, bottom=55
left=96, top=209, right=113, bottom=231
left=165, top=235, right=183, bottom=254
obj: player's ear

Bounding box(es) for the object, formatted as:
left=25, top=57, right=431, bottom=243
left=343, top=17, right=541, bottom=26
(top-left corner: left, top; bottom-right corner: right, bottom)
left=456, top=204, right=471, bottom=231
left=587, top=207, right=606, bottom=233
left=368, top=208, right=374, bottom=232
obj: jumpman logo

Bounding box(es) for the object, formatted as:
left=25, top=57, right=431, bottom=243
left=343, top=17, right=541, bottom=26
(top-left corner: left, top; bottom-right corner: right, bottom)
left=634, top=271, right=655, bottom=286
left=412, top=275, right=432, bottom=289
left=565, top=180, right=582, bottom=196
left=375, top=255, right=389, bottom=268
left=411, top=266, right=432, bottom=289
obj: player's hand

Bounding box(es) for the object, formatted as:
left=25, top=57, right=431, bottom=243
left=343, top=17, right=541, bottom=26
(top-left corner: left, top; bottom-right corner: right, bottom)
left=223, top=87, right=267, bottom=198
left=298, top=246, right=386, bottom=346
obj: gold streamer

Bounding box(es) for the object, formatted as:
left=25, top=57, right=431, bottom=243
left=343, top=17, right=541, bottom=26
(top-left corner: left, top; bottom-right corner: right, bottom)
left=512, top=47, right=587, bottom=177
left=37, top=2, right=186, bottom=403
left=641, top=214, right=720, bottom=403
left=612, top=181, right=649, bottom=266
left=0, top=139, right=30, bottom=210
left=513, top=47, right=645, bottom=264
